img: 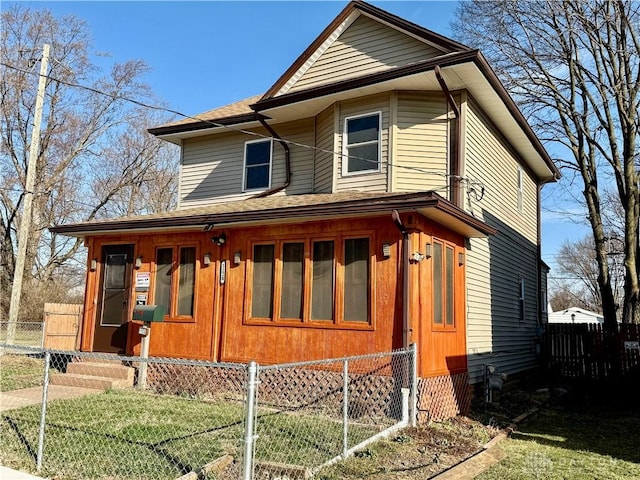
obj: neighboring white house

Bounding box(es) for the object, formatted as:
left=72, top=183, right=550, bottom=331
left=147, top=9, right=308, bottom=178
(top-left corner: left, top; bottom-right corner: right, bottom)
left=548, top=307, right=604, bottom=324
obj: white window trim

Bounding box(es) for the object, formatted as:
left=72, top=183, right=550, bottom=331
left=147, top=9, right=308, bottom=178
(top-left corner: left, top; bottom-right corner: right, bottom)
left=341, top=111, right=382, bottom=177
left=242, top=138, right=273, bottom=192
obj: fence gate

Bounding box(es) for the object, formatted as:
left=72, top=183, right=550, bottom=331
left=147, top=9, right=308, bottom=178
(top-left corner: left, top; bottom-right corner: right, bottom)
left=43, top=303, right=82, bottom=350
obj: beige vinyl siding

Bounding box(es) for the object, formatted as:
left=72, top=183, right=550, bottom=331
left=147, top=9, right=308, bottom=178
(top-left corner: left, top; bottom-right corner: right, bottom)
left=395, top=92, right=449, bottom=193
left=314, top=106, right=335, bottom=193
left=179, top=120, right=315, bottom=209
left=336, top=94, right=389, bottom=192
left=463, top=97, right=541, bottom=384
left=290, top=15, right=443, bottom=93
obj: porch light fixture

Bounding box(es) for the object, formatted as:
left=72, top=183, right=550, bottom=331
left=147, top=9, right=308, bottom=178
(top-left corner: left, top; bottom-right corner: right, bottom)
left=233, top=251, right=242, bottom=265
left=203, top=253, right=212, bottom=266
left=90, top=258, right=97, bottom=271
left=211, top=233, right=226, bottom=245
left=135, top=256, right=143, bottom=269
left=458, top=252, right=465, bottom=266
left=425, top=242, right=432, bottom=259
left=382, top=243, right=391, bottom=258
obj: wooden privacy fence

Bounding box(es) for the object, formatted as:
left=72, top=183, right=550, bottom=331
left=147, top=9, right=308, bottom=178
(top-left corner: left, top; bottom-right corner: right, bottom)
left=43, top=303, right=82, bottom=350
left=543, top=323, right=640, bottom=381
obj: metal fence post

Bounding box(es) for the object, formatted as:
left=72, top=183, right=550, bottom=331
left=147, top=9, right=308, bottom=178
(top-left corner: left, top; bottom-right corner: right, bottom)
left=410, top=343, right=418, bottom=427
left=243, top=361, right=258, bottom=480
left=36, top=350, right=51, bottom=472
left=342, top=359, right=349, bottom=457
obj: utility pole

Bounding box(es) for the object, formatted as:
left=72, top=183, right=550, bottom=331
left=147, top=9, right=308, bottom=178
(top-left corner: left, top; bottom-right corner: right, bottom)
left=6, top=43, right=50, bottom=344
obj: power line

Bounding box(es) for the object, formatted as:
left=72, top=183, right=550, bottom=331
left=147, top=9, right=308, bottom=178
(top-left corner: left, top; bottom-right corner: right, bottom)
left=2, top=61, right=486, bottom=196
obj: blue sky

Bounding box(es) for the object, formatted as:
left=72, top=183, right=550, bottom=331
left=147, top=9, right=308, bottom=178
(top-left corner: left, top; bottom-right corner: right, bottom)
left=9, top=0, right=587, bottom=269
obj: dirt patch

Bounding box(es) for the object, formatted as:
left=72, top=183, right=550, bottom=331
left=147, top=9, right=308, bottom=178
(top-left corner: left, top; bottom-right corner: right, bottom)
left=316, top=384, right=554, bottom=480
left=316, top=417, right=498, bottom=479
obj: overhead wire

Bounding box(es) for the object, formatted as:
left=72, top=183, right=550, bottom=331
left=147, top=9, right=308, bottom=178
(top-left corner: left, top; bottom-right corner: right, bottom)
left=2, top=61, right=487, bottom=200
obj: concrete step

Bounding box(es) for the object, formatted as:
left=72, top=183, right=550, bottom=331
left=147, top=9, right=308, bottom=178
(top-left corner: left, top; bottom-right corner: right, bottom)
left=66, top=361, right=134, bottom=383
left=50, top=373, right=132, bottom=390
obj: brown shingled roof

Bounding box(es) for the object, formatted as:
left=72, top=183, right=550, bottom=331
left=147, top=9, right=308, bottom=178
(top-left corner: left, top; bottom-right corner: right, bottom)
left=148, top=95, right=262, bottom=135
left=50, top=191, right=496, bottom=238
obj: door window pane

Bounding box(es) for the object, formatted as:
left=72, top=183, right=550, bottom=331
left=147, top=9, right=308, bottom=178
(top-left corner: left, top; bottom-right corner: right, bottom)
left=280, top=243, right=304, bottom=319
left=311, top=241, right=334, bottom=321
left=104, top=254, right=126, bottom=289
left=252, top=244, right=274, bottom=318
left=154, top=248, right=173, bottom=315
left=344, top=238, right=369, bottom=322
left=433, top=242, right=443, bottom=325
left=177, top=247, right=195, bottom=316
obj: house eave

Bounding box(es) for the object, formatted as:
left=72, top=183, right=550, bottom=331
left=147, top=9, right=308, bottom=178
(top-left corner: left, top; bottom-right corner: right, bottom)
left=252, top=53, right=559, bottom=183
left=50, top=192, right=495, bottom=239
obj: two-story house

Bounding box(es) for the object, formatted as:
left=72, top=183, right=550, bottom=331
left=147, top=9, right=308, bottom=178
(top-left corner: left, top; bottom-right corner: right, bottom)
left=51, top=1, right=559, bottom=419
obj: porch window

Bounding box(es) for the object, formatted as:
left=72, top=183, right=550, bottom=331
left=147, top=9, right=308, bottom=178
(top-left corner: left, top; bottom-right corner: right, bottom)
left=343, top=238, right=369, bottom=322
left=247, top=234, right=373, bottom=328
left=251, top=244, right=274, bottom=318
left=244, top=139, right=272, bottom=191
left=280, top=242, right=304, bottom=319
left=153, top=246, right=197, bottom=320
left=433, top=239, right=456, bottom=329
left=311, top=240, right=334, bottom=321
left=343, top=112, right=381, bottom=175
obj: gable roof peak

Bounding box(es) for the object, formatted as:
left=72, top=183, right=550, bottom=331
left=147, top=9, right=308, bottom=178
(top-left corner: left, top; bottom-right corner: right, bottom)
left=261, top=0, right=472, bottom=101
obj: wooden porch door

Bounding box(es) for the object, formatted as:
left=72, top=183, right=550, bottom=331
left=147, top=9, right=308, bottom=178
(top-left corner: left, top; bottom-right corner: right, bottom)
left=93, top=244, right=134, bottom=353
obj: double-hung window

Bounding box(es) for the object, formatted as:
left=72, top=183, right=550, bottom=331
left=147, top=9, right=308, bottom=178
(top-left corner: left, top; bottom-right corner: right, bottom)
left=244, top=139, right=272, bottom=191
left=432, top=239, right=456, bottom=330
left=153, top=246, right=197, bottom=320
left=343, top=112, right=381, bottom=175
left=247, top=235, right=372, bottom=327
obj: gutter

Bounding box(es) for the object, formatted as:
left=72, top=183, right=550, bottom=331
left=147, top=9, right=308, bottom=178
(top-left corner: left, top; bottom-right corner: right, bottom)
left=392, top=210, right=411, bottom=349
left=250, top=116, right=291, bottom=199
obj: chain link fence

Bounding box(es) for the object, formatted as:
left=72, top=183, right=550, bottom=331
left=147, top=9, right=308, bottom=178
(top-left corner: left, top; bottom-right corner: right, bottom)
left=0, top=344, right=416, bottom=480
left=0, top=322, right=44, bottom=348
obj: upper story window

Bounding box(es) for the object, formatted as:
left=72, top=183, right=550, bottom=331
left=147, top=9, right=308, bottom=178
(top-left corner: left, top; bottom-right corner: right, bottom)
left=153, top=246, right=197, bottom=321
left=343, top=112, right=381, bottom=175
left=517, top=166, right=524, bottom=213
left=244, top=139, right=272, bottom=191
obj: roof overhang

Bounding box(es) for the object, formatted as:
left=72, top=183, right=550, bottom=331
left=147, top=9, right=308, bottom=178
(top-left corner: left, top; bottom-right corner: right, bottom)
left=150, top=51, right=559, bottom=182
left=251, top=52, right=559, bottom=182
left=50, top=192, right=496, bottom=239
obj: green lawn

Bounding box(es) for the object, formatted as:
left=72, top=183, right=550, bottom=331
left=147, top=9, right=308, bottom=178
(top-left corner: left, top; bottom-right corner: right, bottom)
left=0, top=354, right=47, bottom=391
left=477, top=404, right=640, bottom=480
left=1, top=389, right=246, bottom=479
left=1, top=388, right=381, bottom=480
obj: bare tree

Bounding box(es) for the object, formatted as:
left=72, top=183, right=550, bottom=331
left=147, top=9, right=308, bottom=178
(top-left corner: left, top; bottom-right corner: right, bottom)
left=551, top=236, right=624, bottom=316
left=1, top=6, right=178, bottom=321
left=453, top=0, right=640, bottom=327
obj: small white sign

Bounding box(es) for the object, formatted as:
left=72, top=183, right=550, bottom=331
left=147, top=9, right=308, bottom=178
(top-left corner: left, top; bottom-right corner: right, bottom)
left=624, top=341, right=640, bottom=351
left=136, top=272, right=150, bottom=289
left=135, top=293, right=147, bottom=305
